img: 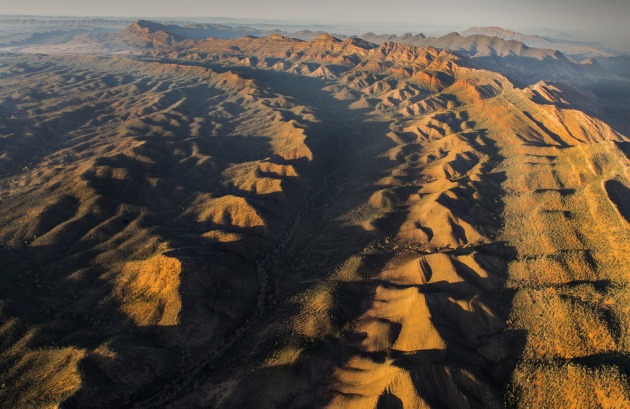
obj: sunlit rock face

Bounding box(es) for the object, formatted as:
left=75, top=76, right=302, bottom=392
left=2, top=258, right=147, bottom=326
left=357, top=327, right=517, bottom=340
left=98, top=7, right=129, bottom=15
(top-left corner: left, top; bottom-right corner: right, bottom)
left=0, top=19, right=628, bottom=409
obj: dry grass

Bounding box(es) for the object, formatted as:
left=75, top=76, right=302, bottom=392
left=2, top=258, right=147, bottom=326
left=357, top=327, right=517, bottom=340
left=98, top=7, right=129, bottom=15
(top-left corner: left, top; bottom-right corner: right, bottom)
left=0, top=32, right=628, bottom=408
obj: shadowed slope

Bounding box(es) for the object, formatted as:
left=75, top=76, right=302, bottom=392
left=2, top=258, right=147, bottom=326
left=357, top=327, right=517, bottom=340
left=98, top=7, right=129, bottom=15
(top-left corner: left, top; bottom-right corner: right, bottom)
left=125, top=35, right=629, bottom=409
left=0, top=54, right=323, bottom=408
left=0, top=27, right=628, bottom=409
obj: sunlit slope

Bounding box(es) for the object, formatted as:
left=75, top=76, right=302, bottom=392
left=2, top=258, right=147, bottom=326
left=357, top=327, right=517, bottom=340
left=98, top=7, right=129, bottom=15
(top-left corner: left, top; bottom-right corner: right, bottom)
left=0, top=31, right=628, bottom=409
left=0, top=54, right=323, bottom=408
left=162, top=37, right=628, bottom=409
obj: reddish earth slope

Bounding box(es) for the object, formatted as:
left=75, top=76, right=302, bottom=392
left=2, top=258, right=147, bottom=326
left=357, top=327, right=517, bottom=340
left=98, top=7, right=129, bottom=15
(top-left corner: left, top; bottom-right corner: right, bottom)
left=0, top=27, right=628, bottom=408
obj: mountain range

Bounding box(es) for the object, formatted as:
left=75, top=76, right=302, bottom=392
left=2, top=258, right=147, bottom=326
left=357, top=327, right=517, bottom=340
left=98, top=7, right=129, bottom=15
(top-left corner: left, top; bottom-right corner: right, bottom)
left=0, top=18, right=628, bottom=409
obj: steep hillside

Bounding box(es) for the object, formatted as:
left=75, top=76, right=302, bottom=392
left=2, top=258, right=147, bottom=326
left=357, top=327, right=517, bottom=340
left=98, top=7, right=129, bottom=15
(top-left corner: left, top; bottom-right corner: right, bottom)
left=113, top=20, right=263, bottom=47
left=0, top=25, right=628, bottom=409
left=113, top=21, right=616, bottom=86
left=0, top=53, right=327, bottom=408
left=356, top=30, right=617, bottom=86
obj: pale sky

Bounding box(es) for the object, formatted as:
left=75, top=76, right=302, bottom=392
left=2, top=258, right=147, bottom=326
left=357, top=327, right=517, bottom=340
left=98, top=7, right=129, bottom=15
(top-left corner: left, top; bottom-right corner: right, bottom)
left=2, top=0, right=628, bottom=42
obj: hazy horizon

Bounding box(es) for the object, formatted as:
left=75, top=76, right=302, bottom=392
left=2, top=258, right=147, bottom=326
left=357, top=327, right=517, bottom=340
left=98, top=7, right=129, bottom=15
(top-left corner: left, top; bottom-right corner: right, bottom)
left=2, top=0, right=628, bottom=42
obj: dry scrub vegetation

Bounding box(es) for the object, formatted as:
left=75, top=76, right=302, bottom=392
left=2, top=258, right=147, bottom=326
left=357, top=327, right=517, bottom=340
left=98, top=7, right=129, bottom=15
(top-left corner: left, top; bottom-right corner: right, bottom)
left=0, top=27, right=628, bottom=408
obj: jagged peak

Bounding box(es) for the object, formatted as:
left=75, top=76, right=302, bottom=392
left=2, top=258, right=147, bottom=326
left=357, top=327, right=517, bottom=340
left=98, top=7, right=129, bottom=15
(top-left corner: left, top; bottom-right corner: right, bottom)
left=465, top=26, right=518, bottom=35
left=313, top=33, right=341, bottom=43
left=376, top=41, right=422, bottom=54
left=117, top=20, right=183, bottom=46
left=549, top=49, right=569, bottom=60
left=443, top=32, right=462, bottom=39
left=133, top=20, right=168, bottom=32
left=370, top=41, right=446, bottom=64
left=265, top=34, right=304, bottom=44
left=342, top=37, right=378, bottom=50
left=532, top=80, right=561, bottom=92
left=267, top=34, right=291, bottom=41
left=579, top=57, right=602, bottom=67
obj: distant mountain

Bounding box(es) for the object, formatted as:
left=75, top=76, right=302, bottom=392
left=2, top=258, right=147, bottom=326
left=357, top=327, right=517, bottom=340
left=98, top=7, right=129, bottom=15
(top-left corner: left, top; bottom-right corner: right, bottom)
left=175, top=23, right=263, bottom=39
left=596, top=55, right=630, bottom=80
left=460, top=26, right=615, bottom=59
left=397, top=32, right=562, bottom=60
left=266, top=29, right=349, bottom=41
left=0, top=18, right=133, bottom=29
left=113, top=20, right=264, bottom=47
left=112, top=21, right=618, bottom=86
left=462, top=26, right=562, bottom=46
left=11, top=20, right=593, bottom=87
left=113, top=20, right=351, bottom=47
left=359, top=31, right=616, bottom=85
left=359, top=32, right=426, bottom=45
left=113, top=20, right=182, bottom=47
left=117, top=21, right=571, bottom=61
